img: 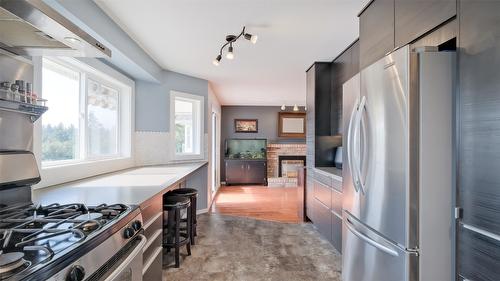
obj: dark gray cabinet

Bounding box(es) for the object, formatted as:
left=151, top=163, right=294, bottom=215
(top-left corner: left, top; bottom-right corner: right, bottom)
left=225, top=159, right=267, bottom=185
left=312, top=170, right=343, bottom=253
left=331, top=40, right=360, bottom=135
left=395, top=0, right=456, bottom=48
left=457, top=1, right=500, bottom=280
left=306, top=63, right=331, bottom=220
left=359, top=0, right=395, bottom=69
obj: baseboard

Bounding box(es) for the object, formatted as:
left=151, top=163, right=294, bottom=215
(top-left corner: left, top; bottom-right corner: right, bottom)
left=197, top=208, right=209, bottom=215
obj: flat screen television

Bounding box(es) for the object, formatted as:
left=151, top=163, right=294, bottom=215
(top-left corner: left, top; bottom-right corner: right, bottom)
left=225, top=138, right=267, bottom=160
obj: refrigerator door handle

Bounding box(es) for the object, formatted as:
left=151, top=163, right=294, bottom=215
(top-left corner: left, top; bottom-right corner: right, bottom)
left=345, top=216, right=399, bottom=257
left=352, top=96, right=367, bottom=194
left=347, top=97, right=360, bottom=193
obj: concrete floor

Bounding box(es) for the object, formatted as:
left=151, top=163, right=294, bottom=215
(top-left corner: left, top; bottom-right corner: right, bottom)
left=163, top=214, right=342, bottom=281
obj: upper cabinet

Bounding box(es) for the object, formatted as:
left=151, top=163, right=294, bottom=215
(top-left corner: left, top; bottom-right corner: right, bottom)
left=359, top=0, right=457, bottom=70
left=306, top=63, right=332, bottom=137
left=359, top=0, right=395, bottom=69
left=331, top=40, right=359, bottom=135
left=395, top=0, right=456, bottom=47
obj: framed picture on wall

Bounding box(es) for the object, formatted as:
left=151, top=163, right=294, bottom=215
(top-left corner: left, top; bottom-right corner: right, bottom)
left=234, top=119, right=258, bottom=133
left=278, top=112, right=306, bottom=138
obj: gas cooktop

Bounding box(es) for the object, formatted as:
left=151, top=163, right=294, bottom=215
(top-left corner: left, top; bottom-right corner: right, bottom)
left=0, top=203, right=135, bottom=280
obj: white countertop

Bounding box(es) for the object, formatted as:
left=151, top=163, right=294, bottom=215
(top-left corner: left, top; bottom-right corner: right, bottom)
left=32, top=162, right=207, bottom=206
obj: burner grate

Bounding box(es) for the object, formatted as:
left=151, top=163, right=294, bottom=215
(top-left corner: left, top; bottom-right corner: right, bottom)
left=0, top=203, right=129, bottom=279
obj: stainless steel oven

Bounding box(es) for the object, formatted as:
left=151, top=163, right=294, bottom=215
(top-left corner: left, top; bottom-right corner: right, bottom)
left=102, top=234, right=147, bottom=281
left=47, top=211, right=147, bottom=281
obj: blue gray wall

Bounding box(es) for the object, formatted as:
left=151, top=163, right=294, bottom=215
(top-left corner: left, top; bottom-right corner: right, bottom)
left=135, top=71, right=209, bottom=133
left=220, top=106, right=306, bottom=180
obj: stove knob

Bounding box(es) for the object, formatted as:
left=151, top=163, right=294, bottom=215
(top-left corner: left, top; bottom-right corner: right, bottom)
left=132, top=220, right=142, bottom=231
left=66, top=265, right=85, bottom=281
left=123, top=227, right=135, bottom=239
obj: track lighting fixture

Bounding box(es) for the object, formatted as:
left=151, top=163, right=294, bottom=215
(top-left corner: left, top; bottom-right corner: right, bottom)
left=293, top=104, right=299, bottom=112
left=213, top=26, right=257, bottom=66
left=244, top=33, right=258, bottom=44
left=212, top=54, right=222, bottom=66
left=281, top=104, right=286, bottom=111
left=226, top=44, right=234, bottom=60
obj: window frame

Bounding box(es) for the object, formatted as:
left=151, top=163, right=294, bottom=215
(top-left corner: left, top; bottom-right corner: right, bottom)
left=170, top=91, right=204, bottom=161
left=40, top=57, right=129, bottom=168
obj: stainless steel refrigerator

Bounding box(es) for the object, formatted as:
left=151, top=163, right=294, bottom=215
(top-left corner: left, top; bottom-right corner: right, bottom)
left=342, top=45, right=455, bottom=281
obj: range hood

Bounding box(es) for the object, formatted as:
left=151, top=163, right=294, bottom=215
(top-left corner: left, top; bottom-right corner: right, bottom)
left=0, top=0, right=111, bottom=57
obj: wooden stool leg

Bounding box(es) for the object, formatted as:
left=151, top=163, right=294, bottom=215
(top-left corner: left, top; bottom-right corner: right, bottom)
left=186, top=204, right=192, bottom=256
left=164, top=210, right=175, bottom=253
left=174, top=208, right=180, bottom=268
left=191, top=196, right=197, bottom=245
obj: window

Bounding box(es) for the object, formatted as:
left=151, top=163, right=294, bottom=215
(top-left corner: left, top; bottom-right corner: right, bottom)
left=41, top=58, right=130, bottom=166
left=87, top=79, right=119, bottom=157
left=171, top=91, right=204, bottom=159
left=41, top=60, right=81, bottom=162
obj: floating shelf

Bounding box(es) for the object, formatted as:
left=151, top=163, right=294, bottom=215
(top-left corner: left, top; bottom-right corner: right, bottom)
left=0, top=98, right=48, bottom=122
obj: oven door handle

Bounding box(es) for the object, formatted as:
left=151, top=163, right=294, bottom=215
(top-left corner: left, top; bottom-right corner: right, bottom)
left=103, top=234, right=147, bottom=281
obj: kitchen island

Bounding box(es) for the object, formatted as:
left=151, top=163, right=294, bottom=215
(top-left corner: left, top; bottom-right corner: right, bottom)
left=32, top=161, right=208, bottom=281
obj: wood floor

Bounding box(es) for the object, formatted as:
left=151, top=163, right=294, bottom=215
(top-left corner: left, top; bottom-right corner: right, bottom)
left=210, top=185, right=302, bottom=223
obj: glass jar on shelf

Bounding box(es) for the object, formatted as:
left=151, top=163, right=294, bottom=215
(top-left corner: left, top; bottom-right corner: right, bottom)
left=10, top=83, right=20, bottom=102
left=0, top=82, right=11, bottom=100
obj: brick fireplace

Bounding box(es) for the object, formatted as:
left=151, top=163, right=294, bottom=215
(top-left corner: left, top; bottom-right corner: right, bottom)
left=266, top=143, right=306, bottom=186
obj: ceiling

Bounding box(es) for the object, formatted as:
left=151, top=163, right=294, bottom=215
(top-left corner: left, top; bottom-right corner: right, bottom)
left=95, top=0, right=369, bottom=106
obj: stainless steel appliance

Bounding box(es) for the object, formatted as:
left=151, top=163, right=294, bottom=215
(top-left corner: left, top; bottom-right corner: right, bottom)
left=342, top=45, right=455, bottom=281
left=0, top=0, right=110, bottom=57
left=0, top=152, right=146, bottom=281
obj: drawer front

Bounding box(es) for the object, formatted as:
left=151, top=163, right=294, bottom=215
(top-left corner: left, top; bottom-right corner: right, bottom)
left=143, top=247, right=162, bottom=281
left=331, top=189, right=342, bottom=216
left=314, top=180, right=332, bottom=209
left=458, top=224, right=500, bottom=281
left=141, top=195, right=162, bottom=226
left=332, top=177, right=342, bottom=192
left=313, top=199, right=332, bottom=242
left=331, top=212, right=342, bottom=253
left=314, top=171, right=333, bottom=187
left=143, top=229, right=162, bottom=265
left=143, top=212, right=162, bottom=241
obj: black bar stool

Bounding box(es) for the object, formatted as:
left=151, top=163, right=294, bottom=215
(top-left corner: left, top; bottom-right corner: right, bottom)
left=170, top=188, right=198, bottom=245
left=163, top=195, right=192, bottom=268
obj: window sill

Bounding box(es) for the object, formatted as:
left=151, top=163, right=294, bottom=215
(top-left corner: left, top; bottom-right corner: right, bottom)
left=173, top=154, right=205, bottom=162
left=34, top=156, right=134, bottom=190
left=42, top=156, right=130, bottom=170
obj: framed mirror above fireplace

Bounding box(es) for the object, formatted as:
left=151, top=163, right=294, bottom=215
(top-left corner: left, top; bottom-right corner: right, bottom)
left=278, top=112, right=306, bottom=138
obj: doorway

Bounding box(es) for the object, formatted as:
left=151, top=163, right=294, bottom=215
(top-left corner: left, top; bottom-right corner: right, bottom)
left=211, top=111, right=218, bottom=195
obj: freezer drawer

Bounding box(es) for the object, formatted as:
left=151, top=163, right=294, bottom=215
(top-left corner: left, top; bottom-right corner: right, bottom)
left=342, top=212, right=417, bottom=281
left=458, top=223, right=500, bottom=281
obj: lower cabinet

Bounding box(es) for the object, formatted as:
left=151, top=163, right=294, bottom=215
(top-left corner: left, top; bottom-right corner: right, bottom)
left=312, top=173, right=343, bottom=253
left=331, top=212, right=342, bottom=253
left=313, top=198, right=332, bottom=241
left=225, top=159, right=267, bottom=185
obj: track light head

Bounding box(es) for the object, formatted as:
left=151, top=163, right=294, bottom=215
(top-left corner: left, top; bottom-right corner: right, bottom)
left=213, top=27, right=257, bottom=65
left=213, top=54, right=222, bottom=66
left=226, top=45, right=234, bottom=60
left=244, top=33, right=258, bottom=44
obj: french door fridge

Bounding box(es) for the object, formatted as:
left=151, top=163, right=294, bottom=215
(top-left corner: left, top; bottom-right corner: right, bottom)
left=342, top=45, right=455, bottom=281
